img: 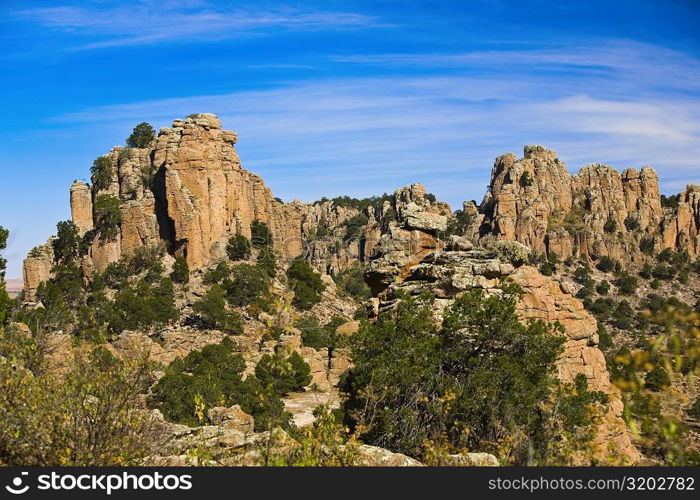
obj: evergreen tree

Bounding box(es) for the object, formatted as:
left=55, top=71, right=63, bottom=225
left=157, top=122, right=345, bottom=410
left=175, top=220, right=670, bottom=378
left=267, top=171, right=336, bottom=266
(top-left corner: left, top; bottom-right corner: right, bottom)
left=126, top=122, right=155, bottom=148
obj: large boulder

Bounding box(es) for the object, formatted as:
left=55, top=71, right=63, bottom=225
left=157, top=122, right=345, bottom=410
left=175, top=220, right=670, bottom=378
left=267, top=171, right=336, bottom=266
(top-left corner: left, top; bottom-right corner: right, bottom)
left=207, top=405, right=255, bottom=433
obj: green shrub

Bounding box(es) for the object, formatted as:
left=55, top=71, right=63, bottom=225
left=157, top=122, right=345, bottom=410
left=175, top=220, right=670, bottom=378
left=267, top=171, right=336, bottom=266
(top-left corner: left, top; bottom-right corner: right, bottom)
left=109, top=277, right=178, bottom=334
left=688, top=396, right=700, bottom=420
left=256, top=246, right=277, bottom=278
left=624, top=214, right=640, bottom=231
left=299, top=316, right=347, bottom=369
left=53, top=220, right=81, bottom=265
left=149, top=338, right=293, bottom=432
left=340, top=285, right=580, bottom=463
left=332, top=264, right=371, bottom=301
left=539, top=261, right=555, bottom=276
left=93, top=194, right=122, bottom=242
left=203, top=261, right=231, bottom=285
left=227, top=234, right=251, bottom=260
left=576, top=285, right=594, bottom=300
left=344, top=213, right=369, bottom=239
left=171, top=256, right=189, bottom=284
left=0, top=339, right=155, bottom=466
left=639, top=264, right=653, bottom=279
left=596, top=280, right=610, bottom=295
left=126, top=122, right=155, bottom=148
left=639, top=238, right=655, bottom=255
left=597, top=325, right=613, bottom=350
left=287, top=259, right=325, bottom=310
left=191, top=284, right=243, bottom=332
left=644, top=365, right=671, bottom=391
left=587, top=297, right=614, bottom=318
left=149, top=338, right=246, bottom=427
left=660, top=194, right=680, bottom=209
left=255, top=349, right=312, bottom=396
left=616, top=272, right=638, bottom=295
left=560, top=206, right=587, bottom=235
left=297, top=317, right=326, bottom=349
left=652, top=264, right=676, bottom=280
left=90, top=155, right=114, bottom=192
left=519, top=171, right=533, bottom=187
left=314, top=216, right=330, bottom=238
left=103, top=259, right=130, bottom=287
left=610, top=300, right=634, bottom=330
left=603, top=218, right=617, bottom=233
left=444, top=208, right=475, bottom=237
left=596, top=256, right=616, bottom=273
left=224, top=264, right=270, bottom=307
left=128, top=245, right=164, bottom=282
left=573, top=265, right=592, bottom=284
left=251, top=220, right=273, bottom=248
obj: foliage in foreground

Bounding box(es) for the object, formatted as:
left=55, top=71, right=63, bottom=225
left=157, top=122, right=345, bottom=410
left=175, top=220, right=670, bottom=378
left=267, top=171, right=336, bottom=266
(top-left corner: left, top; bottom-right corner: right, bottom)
left=149, top=338, right=310, bottom=431
left=340, top=285, right=609, bottom=465
left=0, top=325, right=157, bottom=466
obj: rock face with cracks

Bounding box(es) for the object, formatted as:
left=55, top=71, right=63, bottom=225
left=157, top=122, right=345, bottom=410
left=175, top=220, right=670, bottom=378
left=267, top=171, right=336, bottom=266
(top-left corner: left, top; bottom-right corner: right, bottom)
left=467, top=145, right=699, bottom=263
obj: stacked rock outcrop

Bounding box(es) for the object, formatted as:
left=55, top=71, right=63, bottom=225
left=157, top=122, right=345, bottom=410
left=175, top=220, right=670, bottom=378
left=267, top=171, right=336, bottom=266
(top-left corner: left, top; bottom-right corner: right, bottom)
left=469, top=145, right=699, bottom=263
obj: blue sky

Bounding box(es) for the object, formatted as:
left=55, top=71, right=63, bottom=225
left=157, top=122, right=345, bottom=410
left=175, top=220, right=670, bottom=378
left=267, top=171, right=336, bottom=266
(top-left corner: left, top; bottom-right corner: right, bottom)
left=1, top=0, right=699, bottom=278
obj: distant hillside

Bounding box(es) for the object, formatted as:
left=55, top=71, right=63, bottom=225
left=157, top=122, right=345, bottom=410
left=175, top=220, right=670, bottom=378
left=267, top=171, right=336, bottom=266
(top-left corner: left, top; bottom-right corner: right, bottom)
left=4, top=277, right=22, bottom=297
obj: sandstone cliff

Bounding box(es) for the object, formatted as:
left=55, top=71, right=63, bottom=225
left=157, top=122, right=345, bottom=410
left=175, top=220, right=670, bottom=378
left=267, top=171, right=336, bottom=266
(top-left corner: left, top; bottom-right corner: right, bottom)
left=468, top=145, right=699, bottom=264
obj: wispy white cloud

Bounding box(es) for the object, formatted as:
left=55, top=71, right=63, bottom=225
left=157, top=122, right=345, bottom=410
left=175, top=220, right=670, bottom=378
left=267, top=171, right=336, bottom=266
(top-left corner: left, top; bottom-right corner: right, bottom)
left=13, top=0, right=383, bottom=50
left=333, top=40, right=700, bottom=94
left=48, top=59, right=700, bottom=209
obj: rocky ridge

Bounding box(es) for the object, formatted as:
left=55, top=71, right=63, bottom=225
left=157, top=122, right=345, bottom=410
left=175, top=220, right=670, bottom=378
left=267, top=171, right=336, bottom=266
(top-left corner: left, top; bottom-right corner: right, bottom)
left=19, top=114, right=698, bottom=465
left=467, top=145, right=699, bottom=263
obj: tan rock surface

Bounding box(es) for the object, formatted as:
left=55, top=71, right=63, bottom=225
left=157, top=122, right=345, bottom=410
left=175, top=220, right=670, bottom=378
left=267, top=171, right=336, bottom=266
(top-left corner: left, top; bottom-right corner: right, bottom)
left=471, top=145, right=699, bottom=263
left=69, top=181, right=93, bottom=234
left=22, top=241, right=54, bottom=301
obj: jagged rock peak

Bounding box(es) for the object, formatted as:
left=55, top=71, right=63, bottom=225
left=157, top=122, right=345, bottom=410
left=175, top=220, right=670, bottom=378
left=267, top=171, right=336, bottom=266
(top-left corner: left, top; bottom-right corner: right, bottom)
left=472, top=145, right=699, bottom=262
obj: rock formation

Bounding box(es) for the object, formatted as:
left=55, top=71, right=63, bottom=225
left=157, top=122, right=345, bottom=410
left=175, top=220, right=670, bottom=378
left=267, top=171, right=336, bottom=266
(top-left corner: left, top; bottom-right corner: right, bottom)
left=22, top=240, right=54, bottom=301
left=365, top=191, right=641, bottom=464
left=469, top=145, right=699, bottom=264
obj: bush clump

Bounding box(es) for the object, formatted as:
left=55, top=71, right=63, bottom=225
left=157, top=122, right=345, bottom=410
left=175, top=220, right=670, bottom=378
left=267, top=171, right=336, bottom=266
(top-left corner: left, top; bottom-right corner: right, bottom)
left=149, top=338, right=293, bottom=431
left=603, top=218, right=617, bottom=233
left=0, top=335, right=156, bottom=466
left=255, top=349, right=312, bottom=396
left=256, top=246, right=277, bottom=278
left=126, top=122, right=155, bottom=148
left=340, top=285, right=603, bottom=463
left=624, top=214, right=640, bottom=231
left=203, top=261, right=231, bottom=285
left=93, top=194, right=122, bottom=242
left=616, top=272, right=638, bottom=295
left=251, top=220, right=273, bottom=248
left=90, top=155, right=114, bottom=192
left=644, top=365, right=671, bottom=391
left=344, top=213, right=369, bottom=239
left=332, top=264, right=371, bottom=301
left=170, top=256, right=189, bottom=284
left=191, top=284, right=243, bottom=333
left=53, top=220, right=81, bottom=265
left=298, top=316, right=347, bottom=369
left=224, top=264, right=271, bottom=307
left=287, top=259, right=325, bottom=310
left=227, top=234, right=251, bottom=260
left=596, top=256, right=617, bottom=273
